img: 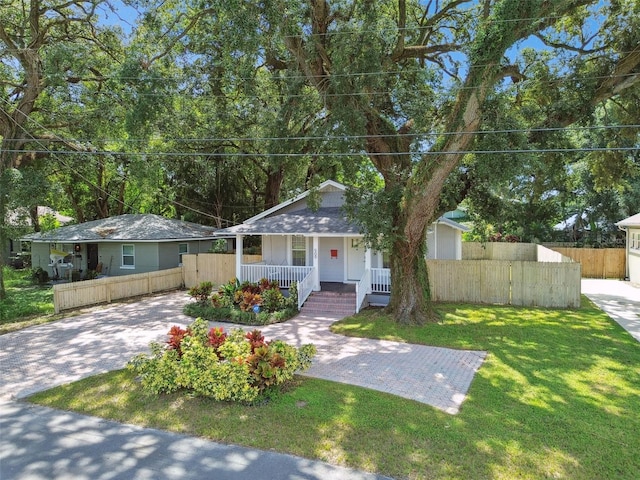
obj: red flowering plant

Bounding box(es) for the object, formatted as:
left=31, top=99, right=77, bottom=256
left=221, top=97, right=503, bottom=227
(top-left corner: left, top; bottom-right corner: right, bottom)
left=166, top=325, right=190, bottom=357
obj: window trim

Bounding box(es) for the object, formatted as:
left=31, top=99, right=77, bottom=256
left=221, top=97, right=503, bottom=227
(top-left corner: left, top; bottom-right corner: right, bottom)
left=121, top=244, right=135, bottom=269
left=178, top=242, right=189, bottom=264
left=291, top=235, right=306, bottom=266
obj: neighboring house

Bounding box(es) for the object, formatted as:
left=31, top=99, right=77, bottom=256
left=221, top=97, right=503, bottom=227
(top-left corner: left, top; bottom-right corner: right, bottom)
left=23, top=214, right=219, bottom=278
left=3, top=206, right=74, bottom=265
left=214, top=180, right=468, bottom=311
left=616, top=213, right=640, bottom=285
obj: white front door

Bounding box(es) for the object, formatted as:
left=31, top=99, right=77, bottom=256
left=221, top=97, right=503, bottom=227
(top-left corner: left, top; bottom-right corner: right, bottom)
left=318, top=237, right=344, bottom=282
left=347, top=237, right=365, bottom=281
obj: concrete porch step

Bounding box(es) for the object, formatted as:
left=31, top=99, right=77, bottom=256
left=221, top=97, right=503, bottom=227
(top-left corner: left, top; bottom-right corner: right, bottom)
left=300, top=291, right=357, bottom=316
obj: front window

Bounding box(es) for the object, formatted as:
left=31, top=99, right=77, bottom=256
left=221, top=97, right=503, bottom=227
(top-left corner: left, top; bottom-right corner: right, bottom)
left=179, top=243, right=188, bottom=262
left=632, top=232, right=639, bottom=251
left=122, top=244, right=135, bottom=268
left=292, top=236, right=306, bottom=266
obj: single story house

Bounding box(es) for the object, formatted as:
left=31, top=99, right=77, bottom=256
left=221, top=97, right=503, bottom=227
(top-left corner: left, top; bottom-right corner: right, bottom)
left=4, top=206, right=74, bottom=265
left=616, top=213, right=640, bottom=285
left=23, top=214, right=219, bottom=278
left=214, top=180, right=468, bottom=311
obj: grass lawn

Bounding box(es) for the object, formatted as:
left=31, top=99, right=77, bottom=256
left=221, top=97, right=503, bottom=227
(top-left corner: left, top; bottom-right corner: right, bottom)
left=0, top=267, right=56, bottom=334
left=28, top=297, right=640, bottom=479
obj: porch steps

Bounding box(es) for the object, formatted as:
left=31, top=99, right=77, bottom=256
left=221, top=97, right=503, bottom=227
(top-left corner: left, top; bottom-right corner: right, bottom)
left=300, top=291, right=357, bottom=317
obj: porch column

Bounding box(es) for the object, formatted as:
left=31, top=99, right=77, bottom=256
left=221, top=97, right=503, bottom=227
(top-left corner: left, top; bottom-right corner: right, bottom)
left=365, top=247, right=372, bottom=294
left=235, top=235, right=244, bottom=282
left=312, top=236, right=320, bottom=291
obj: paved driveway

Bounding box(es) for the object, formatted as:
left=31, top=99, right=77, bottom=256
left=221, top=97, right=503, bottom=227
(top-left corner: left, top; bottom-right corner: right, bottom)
left=0, top=291, right=486, bottom=480
left=0, top=291, right=486, bottom=413
left=582, top=279, right=640, bottom=342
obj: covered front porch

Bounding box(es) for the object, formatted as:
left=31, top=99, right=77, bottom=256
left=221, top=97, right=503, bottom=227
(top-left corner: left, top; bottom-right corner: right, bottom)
left=235, top=234, right=390, bottom=312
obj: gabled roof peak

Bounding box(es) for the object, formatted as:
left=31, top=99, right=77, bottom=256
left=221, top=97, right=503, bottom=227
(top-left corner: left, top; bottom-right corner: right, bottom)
left=245, top=180, right=347, bottom=224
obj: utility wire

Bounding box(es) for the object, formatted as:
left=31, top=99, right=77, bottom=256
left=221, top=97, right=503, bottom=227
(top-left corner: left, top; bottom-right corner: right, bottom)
left=0, top=99, right=235, bottom=227
left=4, top=124, right=637, bottom=145
left=3, top=147, right=638, bottom=158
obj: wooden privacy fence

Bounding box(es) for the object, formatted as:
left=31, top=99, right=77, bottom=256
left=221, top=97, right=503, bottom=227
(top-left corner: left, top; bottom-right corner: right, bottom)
left=548, top=247, right=625, bottom=279
left=53, top=267, right=183, bottom=313
left=427, top=260, right=581, bottom=308
left=182, top=253, right=262, bottom=288
left=462, top=242, right=538, bottom=261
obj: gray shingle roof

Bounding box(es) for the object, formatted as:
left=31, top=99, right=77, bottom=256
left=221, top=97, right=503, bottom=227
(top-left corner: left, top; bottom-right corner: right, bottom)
left=23, top=214, right=218, bottom=242
left=216, top=208, right=360, bottom=236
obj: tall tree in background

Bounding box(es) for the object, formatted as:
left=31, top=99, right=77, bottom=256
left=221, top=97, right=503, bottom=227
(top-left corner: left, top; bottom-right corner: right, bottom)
left=0, top=0, right=118, bottom=298
left=198, top=0, right=640, bottom=324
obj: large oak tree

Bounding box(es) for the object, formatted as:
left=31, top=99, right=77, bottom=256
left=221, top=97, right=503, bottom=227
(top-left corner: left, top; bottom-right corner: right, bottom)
left=189, top=0, right=639, bottom=324
left=0, top=0, right=124, bottom=298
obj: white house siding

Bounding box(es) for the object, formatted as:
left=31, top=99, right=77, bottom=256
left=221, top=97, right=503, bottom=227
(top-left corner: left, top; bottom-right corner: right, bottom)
left=30, top=243, right=55, bottom=271
left=318, top=237, right=345, bottom=282
left=277, top=190, right=345, bottom=215
left=630, top=227, right=640, bottom=285
left=427, top=224, right=462, bottom=260
left=262, top=236, right=288, bottom=265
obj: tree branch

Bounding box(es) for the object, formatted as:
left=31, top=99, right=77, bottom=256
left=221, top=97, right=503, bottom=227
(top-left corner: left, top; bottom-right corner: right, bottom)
left=534, top=33, right=604, bottom=55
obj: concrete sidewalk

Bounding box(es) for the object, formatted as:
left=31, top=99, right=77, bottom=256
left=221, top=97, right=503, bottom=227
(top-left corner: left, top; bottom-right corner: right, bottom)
left=582, top=279, right=640, bottom=343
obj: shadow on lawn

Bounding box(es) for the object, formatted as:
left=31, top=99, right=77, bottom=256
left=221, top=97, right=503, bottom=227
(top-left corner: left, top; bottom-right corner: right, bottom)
left=324, top=300, right=640, bottom=479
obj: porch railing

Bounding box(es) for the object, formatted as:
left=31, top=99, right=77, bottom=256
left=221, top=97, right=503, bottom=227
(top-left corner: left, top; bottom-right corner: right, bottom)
left=297, top=269, right=315, bottom=310
left=355, top=269, right=371, bottom=313
left=371, top=268, right=391, bottom=293
left=241, top=264, right=313, bottom=289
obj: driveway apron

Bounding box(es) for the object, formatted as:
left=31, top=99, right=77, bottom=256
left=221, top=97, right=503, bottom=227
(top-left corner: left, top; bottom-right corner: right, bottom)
left=582, top=279, right=640, bottom=343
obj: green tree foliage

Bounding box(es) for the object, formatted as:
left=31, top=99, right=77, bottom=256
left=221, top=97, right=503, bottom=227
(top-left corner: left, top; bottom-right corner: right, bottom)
left=182, top=0, right=639, bottom=323
left=0, top=0, right=121, bottom=298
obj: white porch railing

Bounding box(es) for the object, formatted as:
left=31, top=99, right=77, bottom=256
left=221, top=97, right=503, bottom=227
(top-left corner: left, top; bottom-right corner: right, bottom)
left=355, top=269, right=371, bottom=313
left=297, top=269, right=315, bottom=310
left=241, top=264, right=313, bottom=289
left=371, top=268, right=391, bottom=293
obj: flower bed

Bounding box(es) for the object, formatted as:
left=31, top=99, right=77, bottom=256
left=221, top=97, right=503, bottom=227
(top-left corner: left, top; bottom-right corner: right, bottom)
left=183, top=279, right=298, bottom=325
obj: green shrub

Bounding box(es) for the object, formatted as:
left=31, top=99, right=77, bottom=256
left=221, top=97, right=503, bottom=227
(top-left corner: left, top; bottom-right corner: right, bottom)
left=183, top=302, right=297, bottom=326
left=185, top=278, right=297, bottom=325
left=218, top=278, right=240, bottom=305
left=128, top=318, right=315, bottom=403
left=31, top=267, right=49, bottom=285
left=286, top=282, right=298, bottom=309
left=187, top=281, right=214, bottom=305
left=261, top=288, right=285, bottom=312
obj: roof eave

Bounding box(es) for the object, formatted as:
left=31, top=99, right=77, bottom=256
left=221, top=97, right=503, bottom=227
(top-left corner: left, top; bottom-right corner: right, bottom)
left=244, top=180, right=347, bottom=224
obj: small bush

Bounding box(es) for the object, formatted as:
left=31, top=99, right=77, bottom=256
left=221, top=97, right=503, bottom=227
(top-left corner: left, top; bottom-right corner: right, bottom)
left=31, top=267, right=49, bottom=285
left=287, top=282, right=298, bottom=309
left=261, top=288, right=285, bottom=313
left=188, top=281, right=214, bottom=305
left=239, top=291, right=262, bottom=311
left=219, top=278, right=241, bottom=305
left=128, top=318, right=315, bottom=403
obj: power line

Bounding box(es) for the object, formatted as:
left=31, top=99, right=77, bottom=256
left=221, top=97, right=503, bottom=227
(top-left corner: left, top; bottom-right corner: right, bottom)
left=4, top=123, right=638, bottom=145
left=3, top=146, right=638, bottom=158
left=0, top=99, right=235, bottom=227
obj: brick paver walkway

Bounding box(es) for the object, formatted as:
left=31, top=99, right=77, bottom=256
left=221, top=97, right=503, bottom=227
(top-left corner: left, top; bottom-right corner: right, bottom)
left=0, top=291, right=486, bottom=414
